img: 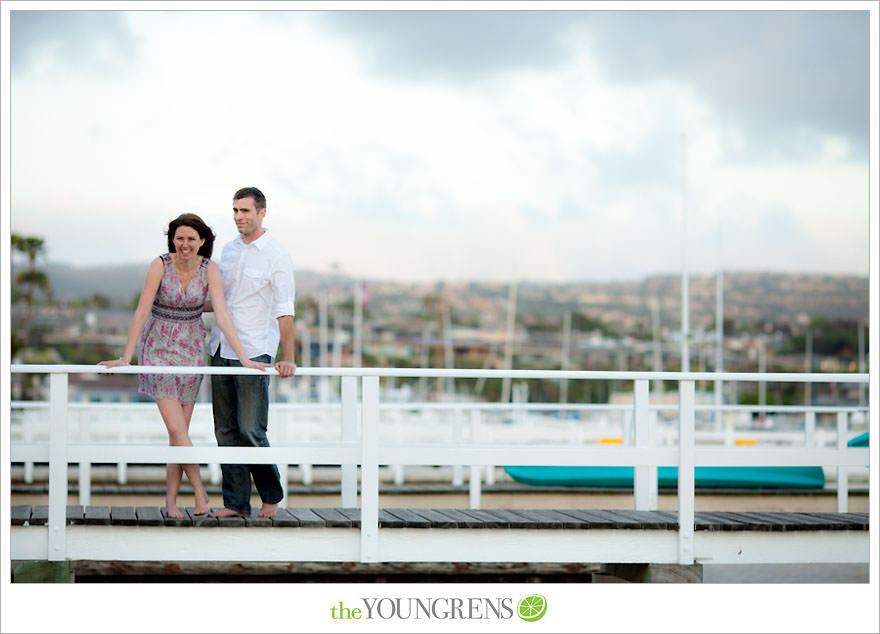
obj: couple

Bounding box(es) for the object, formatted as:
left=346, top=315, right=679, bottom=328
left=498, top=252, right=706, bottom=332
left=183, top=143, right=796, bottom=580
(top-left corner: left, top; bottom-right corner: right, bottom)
left=100, top=186, right=295, bottom=520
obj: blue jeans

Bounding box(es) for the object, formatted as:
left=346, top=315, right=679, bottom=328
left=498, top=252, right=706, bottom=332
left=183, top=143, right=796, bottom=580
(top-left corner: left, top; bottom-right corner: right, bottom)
left=211, top=351, right=283, bottom=514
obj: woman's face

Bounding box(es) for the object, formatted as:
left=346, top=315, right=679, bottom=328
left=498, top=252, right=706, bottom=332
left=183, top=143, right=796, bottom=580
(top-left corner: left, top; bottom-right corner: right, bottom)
left=173, top=225, right=205, bottom=259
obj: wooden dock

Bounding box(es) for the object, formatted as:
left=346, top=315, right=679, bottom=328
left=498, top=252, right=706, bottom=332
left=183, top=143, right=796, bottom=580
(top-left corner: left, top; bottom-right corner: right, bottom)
left=11, top=504, right=869, bottom=583
left=12, top=503, right=869, bottom=531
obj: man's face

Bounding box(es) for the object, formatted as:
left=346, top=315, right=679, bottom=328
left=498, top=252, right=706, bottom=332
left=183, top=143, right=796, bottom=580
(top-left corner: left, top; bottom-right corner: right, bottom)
left=233, top=196, right=265, bottom=238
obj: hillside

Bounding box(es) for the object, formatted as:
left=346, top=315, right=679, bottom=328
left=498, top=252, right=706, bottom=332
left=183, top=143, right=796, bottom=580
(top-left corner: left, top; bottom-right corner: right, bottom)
left=17, top=262, right=870, bottom=328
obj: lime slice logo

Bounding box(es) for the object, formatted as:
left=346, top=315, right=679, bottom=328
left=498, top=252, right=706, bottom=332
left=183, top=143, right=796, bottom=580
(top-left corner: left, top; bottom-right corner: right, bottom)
left=517, top=594, right=547, bottom=622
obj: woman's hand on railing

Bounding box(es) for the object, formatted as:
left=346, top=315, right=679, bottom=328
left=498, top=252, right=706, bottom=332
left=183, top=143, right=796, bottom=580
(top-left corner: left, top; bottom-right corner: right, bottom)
left=241, top=358, right=273, bottom=372
left=98, top=357, right=130, bottom=369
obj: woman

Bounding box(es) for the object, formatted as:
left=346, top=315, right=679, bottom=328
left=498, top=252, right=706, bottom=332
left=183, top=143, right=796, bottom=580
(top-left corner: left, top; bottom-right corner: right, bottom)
left=99, top=213, right=269, bottom=519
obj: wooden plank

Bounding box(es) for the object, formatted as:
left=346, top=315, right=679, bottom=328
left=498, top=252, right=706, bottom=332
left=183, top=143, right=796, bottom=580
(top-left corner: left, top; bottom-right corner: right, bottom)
left=110, top=506, right=137, bottom=526
left=66, top=505, right=85, bottom=525
left=576, top=509, right=643, bottom=529
left=590, top=510, right=670, bottom=529
left=483, top=508, right=546, bottom=529
left=30, top=505, right=49, bottom=526
left=618, top=510, right=677, bottom=529
left=742, top=512, right=809, bottom=532
left=245, top=511, right=273, bottom=528
left=160, top=507, right=191, bottom=527
left=337, top=508, right=362, bottom=528
left=384, top=508, right=433, bottom=528
left=378, top=509, right=406, bottom=528
left=271, top=509, right=300, bottom=528
left=746, top=512, right=842, bottom=532
left=717, top=511, right=782, bottom=531
left=311, top=508, right=353, bottom=528
left=84, top=506, right=110, bottom=525
left=552, top=509, right=616, bottom=529
left=431, top=509, right=485, bottom=529
left=135, top=507, right=163, bottom=527
left=504, top=509, right=562, bottom=529
left=411, top=508, right=466, bottom=528
left=455, top=509, right=510, bottom=529
left=515, top=509, right=590, bottom=529
left=11, top=505, right=32, bottom=526
left=286, top=508, right=326, bottom=528
left=787, top=513, right=852, bottom=531
left=808, top=512, right=869, bottom=530
left=694, top=511, right=744, bottom=531
left=654, top=510, right=682, bottom=529
left=189, top=509, right=220, bottom=527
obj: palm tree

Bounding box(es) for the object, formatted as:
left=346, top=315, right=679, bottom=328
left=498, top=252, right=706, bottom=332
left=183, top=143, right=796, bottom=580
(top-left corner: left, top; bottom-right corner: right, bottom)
left=11, top=233, right=52, bottom=348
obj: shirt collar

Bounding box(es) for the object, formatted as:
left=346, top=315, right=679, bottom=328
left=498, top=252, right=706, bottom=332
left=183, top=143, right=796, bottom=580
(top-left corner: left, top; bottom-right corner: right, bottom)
left=238, top=227, right=270, bottom=250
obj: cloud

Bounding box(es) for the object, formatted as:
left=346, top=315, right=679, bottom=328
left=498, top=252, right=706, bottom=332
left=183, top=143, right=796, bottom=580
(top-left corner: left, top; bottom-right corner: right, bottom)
left=10, top=10, right=139, bottom=76
left=581, top=10, right=869, bottom=159
left=318, top=10, right=868, bottom=160
left=317, top=10, right=584, bottom=82
left=6, top=9, right=869, bottom=283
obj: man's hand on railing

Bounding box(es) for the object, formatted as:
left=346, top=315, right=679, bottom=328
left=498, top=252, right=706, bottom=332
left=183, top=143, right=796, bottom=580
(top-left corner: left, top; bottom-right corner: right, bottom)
left=275, top=360, right=297, bottom=377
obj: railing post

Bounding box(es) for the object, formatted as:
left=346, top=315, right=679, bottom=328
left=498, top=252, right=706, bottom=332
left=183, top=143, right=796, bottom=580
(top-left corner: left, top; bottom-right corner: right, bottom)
left=837, top=412, right=848, bottom=513
left=469, top=409, right=482, bottom=509
left=78, top=463, right=91, bottom=506
left=117, top=423, right=128, bottom=485
left=23, top=410, right=34, bottom=484
left=804, top=411, right=816, bottom=447
left=360, top=376, right=380, bottom=563
left=484, top=412, right=496, bottom=485
left=451, top=408, right=463, bottom=486
left=77, top=408, right=91, bottom=506
left=633, top=380, right=657, bottom=511
left=340, top=376, right=358, bottom=508
left=678, top=380, right=696, bottom=565
left=48, top=373, right=69, bottom=562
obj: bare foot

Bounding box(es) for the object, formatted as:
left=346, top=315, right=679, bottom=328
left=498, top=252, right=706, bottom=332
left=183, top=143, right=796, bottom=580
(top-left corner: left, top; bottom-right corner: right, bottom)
left=207, top=507, right=246, bottom=518
left=165, top=503, right=184, bottom=519
left=258, top=503, right=279, bottom=518
left=193, top=493, right=211, bottom=516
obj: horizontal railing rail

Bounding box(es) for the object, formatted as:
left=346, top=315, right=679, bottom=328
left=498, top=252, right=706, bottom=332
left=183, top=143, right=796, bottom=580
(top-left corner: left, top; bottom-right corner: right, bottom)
left=9, top=364, right=869, bottom=565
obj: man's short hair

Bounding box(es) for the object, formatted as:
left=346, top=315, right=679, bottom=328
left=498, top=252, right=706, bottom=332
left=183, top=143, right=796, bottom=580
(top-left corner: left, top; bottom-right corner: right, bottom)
left=233, top=186, right=266, bottom=211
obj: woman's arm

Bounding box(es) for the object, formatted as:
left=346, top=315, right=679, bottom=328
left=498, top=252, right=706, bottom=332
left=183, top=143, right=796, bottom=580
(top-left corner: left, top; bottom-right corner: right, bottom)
left=98, top=258, right=164, bottom=367
left=206, top=261, right=271, bottom=371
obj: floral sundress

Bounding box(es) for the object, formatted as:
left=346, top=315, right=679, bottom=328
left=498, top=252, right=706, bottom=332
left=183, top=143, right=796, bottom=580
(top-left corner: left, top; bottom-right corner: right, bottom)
left=137, top=253, right=209, bottom=404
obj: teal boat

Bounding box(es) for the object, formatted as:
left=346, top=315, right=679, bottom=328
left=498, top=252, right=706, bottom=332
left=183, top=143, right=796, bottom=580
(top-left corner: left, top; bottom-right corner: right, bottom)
left=847, top=432, right=869, bottom=447
left=503, top=465, right=826, bottom=489
left=505, top=432, right=867, bottom=490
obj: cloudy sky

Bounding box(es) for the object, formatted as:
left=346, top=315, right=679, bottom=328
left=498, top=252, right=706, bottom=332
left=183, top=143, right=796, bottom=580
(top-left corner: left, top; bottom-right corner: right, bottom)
left=4, top=4, right=875, bottom=283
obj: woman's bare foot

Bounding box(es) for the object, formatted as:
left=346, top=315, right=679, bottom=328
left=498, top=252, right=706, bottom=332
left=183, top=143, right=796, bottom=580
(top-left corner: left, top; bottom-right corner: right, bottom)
left=207, top=507, right=246, bottom=518
left=193, top=492, right=211, bottom=516
left=165, top=503, right=185, bottom=519
left=258, top=502, right=279, bottom=518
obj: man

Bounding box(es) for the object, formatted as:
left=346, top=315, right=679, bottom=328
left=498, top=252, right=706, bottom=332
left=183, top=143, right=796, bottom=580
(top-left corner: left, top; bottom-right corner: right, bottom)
left=207, top=186, right=297, bottom=519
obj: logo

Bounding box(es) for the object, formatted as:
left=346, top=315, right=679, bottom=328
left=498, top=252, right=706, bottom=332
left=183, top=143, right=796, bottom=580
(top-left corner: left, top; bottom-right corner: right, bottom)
left=329, top=594, right=548, bottom=622
left=517, top=594, right=547, bottom=622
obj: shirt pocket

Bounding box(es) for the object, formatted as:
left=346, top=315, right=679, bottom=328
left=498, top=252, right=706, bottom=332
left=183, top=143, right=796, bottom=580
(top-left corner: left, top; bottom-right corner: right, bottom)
left=241, top=267, right=268, bottom=294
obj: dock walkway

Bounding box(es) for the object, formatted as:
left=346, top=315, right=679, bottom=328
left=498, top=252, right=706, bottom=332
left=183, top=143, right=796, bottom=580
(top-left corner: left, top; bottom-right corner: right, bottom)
left=11, top=504, right=869, bottom=583
left=10, top=504, right=871, bottom=531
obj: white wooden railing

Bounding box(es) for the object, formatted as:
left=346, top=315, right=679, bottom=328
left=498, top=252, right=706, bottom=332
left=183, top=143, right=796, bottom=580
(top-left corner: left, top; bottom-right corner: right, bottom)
left=9, top=365, right=870, bottom=566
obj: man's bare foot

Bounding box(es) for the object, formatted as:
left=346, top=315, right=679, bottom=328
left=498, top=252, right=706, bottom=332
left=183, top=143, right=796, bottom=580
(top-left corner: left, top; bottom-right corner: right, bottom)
left=258, top=503, right=279, bottom=518
left=207, top=507, right=246, bottom=518
left=165, top=503, right=184, bottom=519
left=193, top=492, right=211, bottom=516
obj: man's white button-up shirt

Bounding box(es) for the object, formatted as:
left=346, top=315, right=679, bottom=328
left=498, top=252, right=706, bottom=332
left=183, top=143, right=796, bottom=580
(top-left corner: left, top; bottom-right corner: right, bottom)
left=209, top=228, right=296, bottom=360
